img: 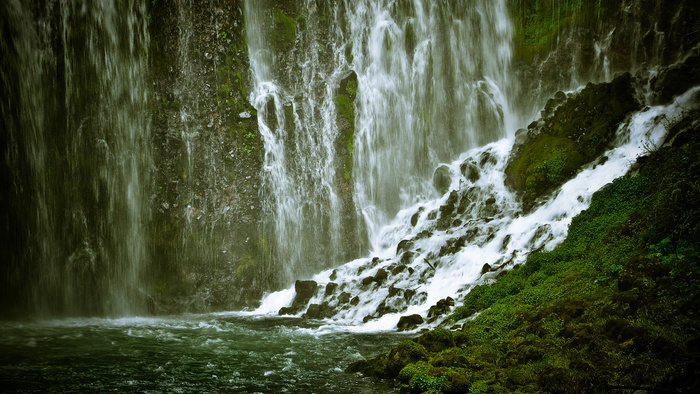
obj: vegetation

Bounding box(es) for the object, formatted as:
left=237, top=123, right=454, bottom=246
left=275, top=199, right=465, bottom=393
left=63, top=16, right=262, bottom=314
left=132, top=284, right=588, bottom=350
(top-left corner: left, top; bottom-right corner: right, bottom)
left=348, top=109, right=700, bottom=393
left=505, top=72, right=639, bottom=207
left=273, top=8, right=297, bottom=47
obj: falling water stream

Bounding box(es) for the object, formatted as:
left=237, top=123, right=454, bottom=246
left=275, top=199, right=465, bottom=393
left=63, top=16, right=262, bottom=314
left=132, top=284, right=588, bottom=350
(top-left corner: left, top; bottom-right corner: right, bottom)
left=1, top=0, right=151, bottom=317
left=1, top=0, right=699, bottom=392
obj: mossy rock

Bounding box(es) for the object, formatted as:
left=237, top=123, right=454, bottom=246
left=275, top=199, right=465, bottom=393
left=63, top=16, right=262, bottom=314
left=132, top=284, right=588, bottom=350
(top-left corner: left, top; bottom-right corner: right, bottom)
left=415, top=328, right=455, bottom=353
left=505, top=72, right=640, bottom=207
left=272, top=8, right=296, bottom=47
left=347, top=339, right=429, bottom=378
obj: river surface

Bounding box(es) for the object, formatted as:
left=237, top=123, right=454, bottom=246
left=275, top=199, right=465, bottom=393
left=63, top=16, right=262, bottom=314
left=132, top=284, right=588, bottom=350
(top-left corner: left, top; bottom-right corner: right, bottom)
left=0, top=314, right=406, bottom=393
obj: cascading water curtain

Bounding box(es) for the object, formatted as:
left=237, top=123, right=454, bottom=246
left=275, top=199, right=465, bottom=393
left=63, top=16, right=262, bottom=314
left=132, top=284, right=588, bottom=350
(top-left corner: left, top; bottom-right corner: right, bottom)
left=348, top=0, right=517, bottom=242
left=245, top=0, right=518, bottom=287
left=0, top=0, right=151, bottom=317
left=245, top=0, right=357, bottom=286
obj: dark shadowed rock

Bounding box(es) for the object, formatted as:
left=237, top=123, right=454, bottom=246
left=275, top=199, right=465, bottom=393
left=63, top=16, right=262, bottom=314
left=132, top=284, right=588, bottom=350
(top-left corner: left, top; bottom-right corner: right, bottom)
left=278, top=280, right=318, bottom=315
left=481, top=263, right=492, bottom=275
left=432, top=165, right=452, bottom=195
left=397, top=239, right=414, bottom=254
left=338, top=292, right=351, bottom=304
left=397, top=314, right=424, bottom=331
left=304, top=303, right=322, bottom=319
left=391, top=265, right=407, bottom=275
left=278, top=306, right=294, bottom=315
left=374, top=268, right=388, bottom=283
left=460, top=159, right=480, bottom=183
left=325, top=282, right=338, bottom=296
left=427, top=297, right=455, bottom=319
left=295, top=280, right=317, bottom=302
left=404, top=289, right=416, bottom=302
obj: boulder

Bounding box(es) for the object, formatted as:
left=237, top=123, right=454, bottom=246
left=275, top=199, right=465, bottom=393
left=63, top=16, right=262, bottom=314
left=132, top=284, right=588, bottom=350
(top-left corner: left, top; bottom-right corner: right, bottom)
left=325, top=282, right=338, bottom=296
left=427, top=297, right=455, bottom=318
left=432, top=165, right=452, bottom=195
left=304, top=303, right=323, bottom=319
left=397, top=314, right=424, bottom=331
left=650, top=55, right=700, bottom=105
left=278, top=280, right=318, bottom=315
left=504, top=72, right=640, bottom=209
left=396, top=239, right=414, bottom=255
left=338, top=291, right=351, bottom=304
left=304, top=302, right=335, bottom=319
left=374, top=268, right=388, bottom=283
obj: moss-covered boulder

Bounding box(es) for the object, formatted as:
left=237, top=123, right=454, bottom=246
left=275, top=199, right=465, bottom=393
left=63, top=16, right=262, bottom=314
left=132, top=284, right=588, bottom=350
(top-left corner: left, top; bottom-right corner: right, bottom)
left=347, top=339, right=429, bottom=378
left=505, top=72, right=640, bottom=207
left=397, top=314, right=424, bottom=331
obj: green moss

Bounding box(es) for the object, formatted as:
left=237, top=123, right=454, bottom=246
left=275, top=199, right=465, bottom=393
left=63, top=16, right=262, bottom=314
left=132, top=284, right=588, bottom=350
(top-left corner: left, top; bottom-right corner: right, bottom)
left=335, top=93, right=355, bottom=182
left=505, top=72, right=639, bottom=206
left=509, top=0, right=615, bottom=64
left=273, top=8, right=297, bottom=46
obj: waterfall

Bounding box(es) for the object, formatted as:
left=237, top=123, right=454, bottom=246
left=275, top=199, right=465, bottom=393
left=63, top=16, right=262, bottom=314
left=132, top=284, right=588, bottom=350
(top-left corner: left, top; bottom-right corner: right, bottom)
left=245, top=0, right=358, bottom=285
left=349, top=0, right=516, bottom=241
left=0, top=0, right=150, bottom=317
left=245, top=0, right=518, bottom=287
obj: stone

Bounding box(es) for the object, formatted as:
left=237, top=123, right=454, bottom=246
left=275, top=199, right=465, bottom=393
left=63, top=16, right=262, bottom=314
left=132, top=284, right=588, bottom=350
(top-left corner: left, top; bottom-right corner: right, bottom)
left=432, top=165, right=452, bottom=195
left=427, top=297, right=455, bottom=318
left=391, top=265, right=406, bottom=275
left=397, top=314, right=424, bottom=331
left=396, top=239, right=414, bottom=255
left=410, top=211, right=420, bottom=226
left=481, top=263, right=492, bottom=275
left=304, top=303, right=322, bottom=319
left=374, top=268, right=388, bottom=283
left=325, top=282, right=338, bottom=296
left=460, top=159, right=480, bottom=183
left=350, top=296, right=360, bottom=306
left=404, top=289, right=416, bottom=302
left=338, top=292, right=351, bottom=304
left=278, top=306, right=294, bottom=315
left=278, top=280, right=317, bottom=315
left=294, top=280, right=317, bottom=302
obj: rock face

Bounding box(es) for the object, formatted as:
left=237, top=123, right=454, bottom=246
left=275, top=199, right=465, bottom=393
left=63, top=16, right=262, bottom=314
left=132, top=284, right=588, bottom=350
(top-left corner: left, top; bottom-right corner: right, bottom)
left=510, top=0, right=699, bottom=114
left=505, top=72, right=640, bottom=208
left=147, top=0, right=265, bottom=312
left=650, top=55, right=700, bottom=105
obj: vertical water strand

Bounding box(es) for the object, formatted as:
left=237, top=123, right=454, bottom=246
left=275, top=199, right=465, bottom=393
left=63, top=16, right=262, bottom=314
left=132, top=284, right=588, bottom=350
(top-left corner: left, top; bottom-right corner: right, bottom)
left=347, top=0, right=516, bottom=244
left=0, top=0, right=151, bottom=316
left=59, top=0, right=151, bottom=315
left=245, top=1, right=357, bottom=285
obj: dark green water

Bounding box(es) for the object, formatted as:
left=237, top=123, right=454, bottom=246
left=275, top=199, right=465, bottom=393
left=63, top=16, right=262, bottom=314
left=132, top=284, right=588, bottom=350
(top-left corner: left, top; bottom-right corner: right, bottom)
left=0, top=314, right=406, bottom=393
